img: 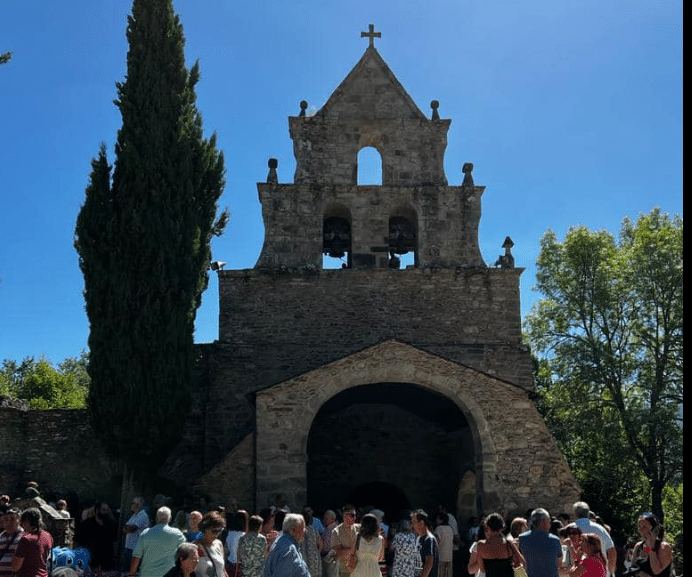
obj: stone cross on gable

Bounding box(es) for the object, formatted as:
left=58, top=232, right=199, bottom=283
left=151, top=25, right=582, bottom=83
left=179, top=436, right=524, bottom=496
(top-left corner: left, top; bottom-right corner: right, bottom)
left=360, top=24, right=381, bottom=48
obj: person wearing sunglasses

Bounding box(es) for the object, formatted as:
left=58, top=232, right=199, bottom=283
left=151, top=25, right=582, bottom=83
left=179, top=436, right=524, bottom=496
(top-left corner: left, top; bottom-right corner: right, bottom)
left=559, top=523, right=582, bottom=570
left=195, top=511, right=228, bottom=577
left=331, top=505, right=360, bottom=576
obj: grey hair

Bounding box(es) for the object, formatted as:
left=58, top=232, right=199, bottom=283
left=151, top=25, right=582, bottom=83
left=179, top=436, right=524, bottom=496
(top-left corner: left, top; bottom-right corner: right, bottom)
left=398, top=519, right=413, bottom=533
left=282, top=513, right=304, bottom=533
left=529, top=508, right=550, bottom=528
left=156, top=506, right=172, bottom=524
left=174, top=542, right=198, bottom=566
left=133, top=496, right=145, bottom=507
left=324, top=510, right=336, bottom=521
left=573, top=501, right=590, bottom=519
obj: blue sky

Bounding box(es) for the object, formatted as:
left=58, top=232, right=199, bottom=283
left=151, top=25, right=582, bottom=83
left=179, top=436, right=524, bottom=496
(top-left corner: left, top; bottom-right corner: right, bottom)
left=0, top=0, right=683, bottom=366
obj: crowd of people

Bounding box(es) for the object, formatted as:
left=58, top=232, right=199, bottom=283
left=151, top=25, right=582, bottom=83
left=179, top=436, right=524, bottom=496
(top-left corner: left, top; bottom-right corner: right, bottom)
left=465, top=503, right=673, bottom=577
left=0, top=490, right=675, bottom=577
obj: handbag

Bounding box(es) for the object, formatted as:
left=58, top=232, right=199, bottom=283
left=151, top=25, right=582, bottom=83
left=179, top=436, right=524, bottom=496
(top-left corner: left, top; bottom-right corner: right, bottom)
left=508, top=540, right=528, bottom=577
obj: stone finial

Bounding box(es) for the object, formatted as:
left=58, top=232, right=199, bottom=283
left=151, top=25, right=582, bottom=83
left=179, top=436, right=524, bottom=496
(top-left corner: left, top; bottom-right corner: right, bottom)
left=462, top=162, right=474, bottom=186
left=267, top=158, right=278, bottom=184
left=360, top=24, right=381, bottom=48
left=494, top=236, right=515, bottom=268
left=430, top=100, right=440, bottom=120
left=299, top=100, right=308, bottom=117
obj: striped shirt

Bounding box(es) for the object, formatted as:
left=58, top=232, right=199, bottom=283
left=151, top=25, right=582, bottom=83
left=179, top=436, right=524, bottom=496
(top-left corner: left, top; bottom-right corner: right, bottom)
left=0, top=529, right=24, bottom=577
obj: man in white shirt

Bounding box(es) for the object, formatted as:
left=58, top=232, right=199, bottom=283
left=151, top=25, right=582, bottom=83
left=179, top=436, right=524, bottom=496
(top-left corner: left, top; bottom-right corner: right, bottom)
left=572, top=501, right=616, bottom=577
left=121, top=496, right=150, bottom=573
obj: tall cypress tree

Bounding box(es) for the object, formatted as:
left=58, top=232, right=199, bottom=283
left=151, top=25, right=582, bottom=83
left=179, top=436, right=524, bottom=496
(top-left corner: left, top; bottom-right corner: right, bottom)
left=75, top=0, right=227, bottom=475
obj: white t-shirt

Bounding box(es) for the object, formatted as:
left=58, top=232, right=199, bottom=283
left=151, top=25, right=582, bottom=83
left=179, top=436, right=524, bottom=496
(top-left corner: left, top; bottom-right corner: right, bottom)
left=124, top=509, right=150, bottom=550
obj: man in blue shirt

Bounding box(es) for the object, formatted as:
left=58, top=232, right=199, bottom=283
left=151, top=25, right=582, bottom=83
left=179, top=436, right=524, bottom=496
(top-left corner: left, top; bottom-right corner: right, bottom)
left=129, top=507, right=184, bottom=577
left=264, top=513, right=310, bottom=577
left=518, top=508, right=562, bottom=577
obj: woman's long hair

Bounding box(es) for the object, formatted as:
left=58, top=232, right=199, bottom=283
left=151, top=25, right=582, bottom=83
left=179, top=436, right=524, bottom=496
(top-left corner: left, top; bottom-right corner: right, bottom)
left=474, top=519, right=487, bottom=542
left=20, top=508, right=43, bottom=533
left=359, top=513, right=380, bottom=539
left=232, top=510, right=249, bottom=532
left=485, top=513, right=505, bottom=534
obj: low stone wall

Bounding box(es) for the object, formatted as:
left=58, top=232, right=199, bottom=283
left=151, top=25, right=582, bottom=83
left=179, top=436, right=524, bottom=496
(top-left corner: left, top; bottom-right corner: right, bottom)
left=0, top=404, right=121, bottom=503
left=0, top=398, right=28, bottom=492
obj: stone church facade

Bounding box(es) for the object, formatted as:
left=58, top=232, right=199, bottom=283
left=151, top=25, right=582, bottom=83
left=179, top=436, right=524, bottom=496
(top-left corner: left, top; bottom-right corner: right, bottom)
left=0, top=29, right=579, bottom=524
left=193, top=30, right=580, bottom=521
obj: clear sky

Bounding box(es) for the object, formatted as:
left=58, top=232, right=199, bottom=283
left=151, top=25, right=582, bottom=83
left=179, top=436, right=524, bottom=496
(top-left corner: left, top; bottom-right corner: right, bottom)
left=0, top=0, right=683, bottom=366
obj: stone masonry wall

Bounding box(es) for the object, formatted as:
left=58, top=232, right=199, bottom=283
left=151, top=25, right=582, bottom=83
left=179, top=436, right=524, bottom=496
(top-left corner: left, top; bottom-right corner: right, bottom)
left=206, top=266, right=531, bottom=469
left=290, top=47, right=449, bottom=187
left=219, top=267, right=524, bottom=351
left=290, top=118, right=450, bottom=186
left=255, top=183, right=485, bottom=270
left=0, top=402, right=28, bottom=492
left=0, top=405, right=121, bottom=501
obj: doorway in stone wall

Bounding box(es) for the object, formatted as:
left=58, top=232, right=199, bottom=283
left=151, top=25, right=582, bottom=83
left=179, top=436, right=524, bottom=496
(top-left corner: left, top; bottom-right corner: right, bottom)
left=306, top=383, right=475, bottom=521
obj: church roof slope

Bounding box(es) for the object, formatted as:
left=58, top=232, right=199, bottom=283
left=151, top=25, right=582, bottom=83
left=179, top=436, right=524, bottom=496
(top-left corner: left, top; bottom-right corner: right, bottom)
left=317, top=45, right=428, bottom=121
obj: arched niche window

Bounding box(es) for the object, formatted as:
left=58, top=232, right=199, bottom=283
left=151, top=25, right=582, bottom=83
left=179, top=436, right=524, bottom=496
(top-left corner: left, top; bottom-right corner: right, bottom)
left=388, top=211, right=417, bottom=269
left=323, top=211, right=351, bottom=269
left=357, top=146, right=383, bottom=185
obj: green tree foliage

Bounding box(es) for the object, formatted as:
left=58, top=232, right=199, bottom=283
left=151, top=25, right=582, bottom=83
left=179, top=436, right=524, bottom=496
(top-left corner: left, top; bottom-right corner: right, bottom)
left=0, top=353, right=89, bottom=409
left=532, top=356, right=648, bottom=542
left=662, top=482, right=682, bottom=548
left=0, top=51, right=11, bottom=66
left=525, top=209, right=682, bottom=526
left=74, top=0, right=227, bottom=475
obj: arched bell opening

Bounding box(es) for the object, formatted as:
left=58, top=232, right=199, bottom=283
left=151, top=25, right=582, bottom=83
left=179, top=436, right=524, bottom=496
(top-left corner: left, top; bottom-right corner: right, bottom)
left=356, top=146, right=383, bottom=185
left=323, top=204, right=352, bottom=269
left=388, top=208, right=418, bottom=269
left=306, top=382, right=474, bottom=518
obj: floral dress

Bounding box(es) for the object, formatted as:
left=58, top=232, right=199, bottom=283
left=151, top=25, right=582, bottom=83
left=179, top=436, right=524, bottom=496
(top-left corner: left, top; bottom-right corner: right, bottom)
left=237, top=531, right=267, bottom=577
left=300, top=525, right=322, bottom=577
left=391, top=532, right=418, bottom=577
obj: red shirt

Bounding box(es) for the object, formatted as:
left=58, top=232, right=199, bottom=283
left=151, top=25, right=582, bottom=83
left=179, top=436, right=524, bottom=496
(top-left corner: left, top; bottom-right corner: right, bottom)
left=578, top=555, right=607, bottom=577
left=14, top=530, right=53, bottom=577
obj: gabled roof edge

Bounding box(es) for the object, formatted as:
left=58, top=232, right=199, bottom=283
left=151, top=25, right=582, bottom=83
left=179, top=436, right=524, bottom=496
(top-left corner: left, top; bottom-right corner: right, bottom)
left=317, top=46, right=428, bottom=120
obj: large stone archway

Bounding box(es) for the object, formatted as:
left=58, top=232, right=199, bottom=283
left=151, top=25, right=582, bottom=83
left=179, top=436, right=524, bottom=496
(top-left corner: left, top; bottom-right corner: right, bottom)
left=306, top=382, right=474, bottom=519
left=255, top=340, right=580, bottom=518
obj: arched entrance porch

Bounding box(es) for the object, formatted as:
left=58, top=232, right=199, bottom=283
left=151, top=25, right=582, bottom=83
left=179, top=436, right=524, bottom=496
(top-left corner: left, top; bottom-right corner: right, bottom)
left=254, top=340, right=578, bottom=527
left=306, top=383, right=474, bottom=521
